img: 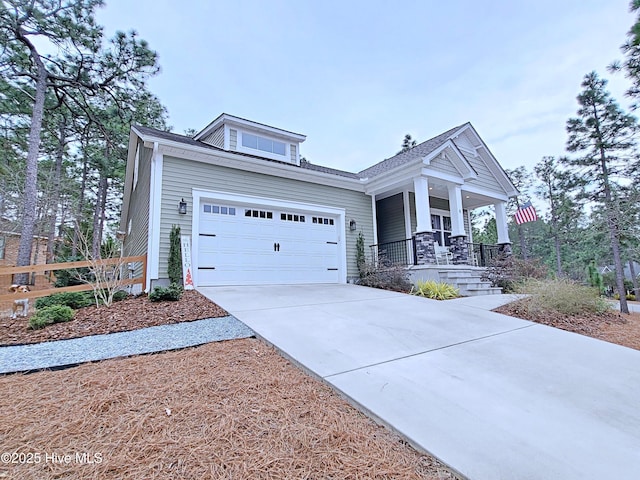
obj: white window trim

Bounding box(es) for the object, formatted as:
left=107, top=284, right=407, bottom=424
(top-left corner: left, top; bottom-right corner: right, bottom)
left=236, top=130, right=291, bottom=162
left=191, top=188, right=347, bottom=287
left=430, top=208, right=452, bottom=247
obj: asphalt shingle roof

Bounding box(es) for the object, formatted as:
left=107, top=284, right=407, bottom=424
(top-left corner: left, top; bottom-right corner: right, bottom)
left=358, top=123, right=468, bottom=179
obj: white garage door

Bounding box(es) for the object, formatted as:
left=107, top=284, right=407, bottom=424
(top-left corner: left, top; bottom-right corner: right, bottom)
left=196, top=199, right=342, bottom=285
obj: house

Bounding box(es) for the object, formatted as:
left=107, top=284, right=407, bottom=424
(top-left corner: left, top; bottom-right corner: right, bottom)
left=119, top=114, right=518, bottom=291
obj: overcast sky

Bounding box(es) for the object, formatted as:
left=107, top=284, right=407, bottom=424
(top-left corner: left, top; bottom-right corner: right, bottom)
left=97, top=0, right=635, bottom=174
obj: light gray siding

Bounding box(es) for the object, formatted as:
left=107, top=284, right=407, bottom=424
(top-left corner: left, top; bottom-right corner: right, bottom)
left=229, top=129, right=237, bottom=150
left=202, top=125, right=224, bottom=148
left=290, top=144, right=297, bottom=164
left=461, top=151, right=505, bottom=194
left=159, top=156, right=373, bottom=281
left=123, top=141, right=153, bottom=278
left=376, top=194, right=405, bottom=244
left=429, top=154, right=460, bottom=176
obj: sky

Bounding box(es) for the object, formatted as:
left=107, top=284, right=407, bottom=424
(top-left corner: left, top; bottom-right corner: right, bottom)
left=96, top=0, right=636, bottom=175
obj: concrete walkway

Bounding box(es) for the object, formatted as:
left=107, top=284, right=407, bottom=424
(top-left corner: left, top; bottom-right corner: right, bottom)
left=199, top=284, right=640, bottom=480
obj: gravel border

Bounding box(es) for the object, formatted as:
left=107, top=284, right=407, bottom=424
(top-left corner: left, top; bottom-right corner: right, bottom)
left=0, top=315, right=254, bottom=374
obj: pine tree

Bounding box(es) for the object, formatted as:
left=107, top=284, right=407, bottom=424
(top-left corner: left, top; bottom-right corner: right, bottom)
left=562, top=72, right=638, bottom=314
left=397, top=134, right=417, bottom=154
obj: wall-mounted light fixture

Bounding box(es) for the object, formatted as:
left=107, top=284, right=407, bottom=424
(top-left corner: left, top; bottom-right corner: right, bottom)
left=178, top=198, right=187, bottom=215
left=349, top=219, right=357, bottom=231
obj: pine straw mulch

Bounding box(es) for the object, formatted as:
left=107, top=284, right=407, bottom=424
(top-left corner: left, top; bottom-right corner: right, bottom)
left=0, top=290, right=228, bottom=346
left=494, top=299, right=640, bottom=351
left=0, top=338, right=457, bottom=480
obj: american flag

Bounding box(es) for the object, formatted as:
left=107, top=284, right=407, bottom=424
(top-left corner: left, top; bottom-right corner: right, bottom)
left=514, top=201, right=538, bottom=225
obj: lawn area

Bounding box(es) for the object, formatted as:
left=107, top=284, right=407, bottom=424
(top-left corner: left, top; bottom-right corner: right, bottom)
left=0, top=292, right=457, bottom=479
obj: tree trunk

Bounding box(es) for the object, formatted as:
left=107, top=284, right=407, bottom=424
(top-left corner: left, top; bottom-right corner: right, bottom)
left=91, top=172, right=106, bottom=259
left=629, top=259, right=639, bottom=299
left=554, top=234, right=563, bottom=277
left=15, top=63, right=47, bottom=283
left=46, top=118, right=66, bottom=263
left=71, top=156, right=89, bottom=258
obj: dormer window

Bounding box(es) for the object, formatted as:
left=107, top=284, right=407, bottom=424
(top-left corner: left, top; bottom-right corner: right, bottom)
left=194, top=113, right=306, bottom=165
left=241, top=133, right=286, bottom=156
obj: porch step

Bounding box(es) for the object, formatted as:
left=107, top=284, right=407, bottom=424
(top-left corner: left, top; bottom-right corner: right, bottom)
left=438, top=269, right=502, bottom=296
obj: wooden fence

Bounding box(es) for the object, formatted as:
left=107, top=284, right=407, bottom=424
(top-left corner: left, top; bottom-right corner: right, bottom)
left=0, top=255, right=147, bottom=302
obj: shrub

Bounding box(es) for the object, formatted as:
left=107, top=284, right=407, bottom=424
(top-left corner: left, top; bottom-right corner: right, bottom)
left=482, top=255, right=548, bottom=293
left=614, top=293, right=636, bottom=301
left=29, top=305, right=74, bottom=330
left=149, top=283, right=184, bottom=302
left=35, top=291, right=93, bottom=310
left=168, top=225, right=183, bottom=285
left=516, top=278, right=610, bottom=316
left=412, top=280, right=459, bottom=300
left=112, top=290, right=129, bottom=302
left=357, top=258, right=411, bottom=292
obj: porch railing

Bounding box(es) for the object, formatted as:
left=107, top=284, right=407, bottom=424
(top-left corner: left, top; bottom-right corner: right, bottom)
left=370, top=239, right=502, bottom=267
left=370, top=238, right=417, bottom=266
left=467, top=243, right=500, bottom=267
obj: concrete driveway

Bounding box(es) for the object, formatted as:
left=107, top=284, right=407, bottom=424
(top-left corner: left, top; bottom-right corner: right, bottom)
left=199, top=284, right=640, bottom=480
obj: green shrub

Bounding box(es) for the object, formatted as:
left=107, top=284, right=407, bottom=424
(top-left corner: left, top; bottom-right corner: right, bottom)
left=35, top=291, right=93, bottom=310
left=516, top=278, right=610, bottom=316
left=168, top=225, right=183, bottom=285
left=112, top=290, right=129, bottom=302
left=149, top=283, right=184, bottom=302
left=412, top=280, right=459, bottom=300
left=29, top=305, right=74, bottom=330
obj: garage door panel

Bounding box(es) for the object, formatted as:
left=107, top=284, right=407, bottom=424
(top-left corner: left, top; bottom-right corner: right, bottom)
left=197, top=199, right=342, bottom=286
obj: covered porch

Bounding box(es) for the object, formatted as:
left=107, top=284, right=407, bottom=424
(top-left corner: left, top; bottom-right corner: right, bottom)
left=369, top=175, right=512, bottom=268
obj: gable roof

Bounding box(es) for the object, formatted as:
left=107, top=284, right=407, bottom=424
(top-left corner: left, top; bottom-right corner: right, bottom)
left=358, top=124, right=467, bottom=179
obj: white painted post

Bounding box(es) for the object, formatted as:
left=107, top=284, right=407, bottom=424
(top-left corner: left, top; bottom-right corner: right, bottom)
left=447, top=184, right=466, bottom=237
left=413, top=176, right=432, bottom=232
left=494, top=201, right=511, bottom=244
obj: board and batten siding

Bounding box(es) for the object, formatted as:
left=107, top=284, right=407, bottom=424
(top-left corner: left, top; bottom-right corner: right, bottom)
left=158, top=156, right=373, bottom=281
left=122, top=141, right=153, bottom=278
left=376, top=194, right=406, bottom=244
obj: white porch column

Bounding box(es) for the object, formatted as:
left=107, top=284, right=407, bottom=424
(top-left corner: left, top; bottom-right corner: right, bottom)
left=413, top=176, right=432, bottom=232
left=494, top=201, right=511, bottom=244
left=447, top=184, right=466, bottom=237
left=402, top=189, right=412, bottom=239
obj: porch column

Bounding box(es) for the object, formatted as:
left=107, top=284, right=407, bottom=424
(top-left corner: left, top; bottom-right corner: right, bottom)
left=413, top=176, right=436, bottom=265
left=402, top=189, right=414, bottom=264
left=413, top=176, right=432, bottom=233
left=447, top=184, right=466, bottom=236
left=494, top=201, right=511, bottom=244
left=494, top=201, right=513, bottom=256
left=447, top=184, right=469, bottom=264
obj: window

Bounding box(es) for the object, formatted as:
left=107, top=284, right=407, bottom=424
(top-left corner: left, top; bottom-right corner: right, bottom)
left=312, top=216, right=334, bottom=226
left=0, top=236, right=4, bottom=260
left=203, top=204, right=236, bottom=215
left=241, top=132, right=286, bottom=156
left=431, top=214, right=452, bottom=246
left=245, top=209, right=273, bottom=219
left=281, top=213, right=305, bottom=222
